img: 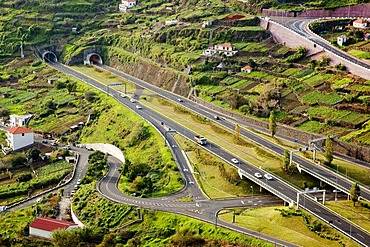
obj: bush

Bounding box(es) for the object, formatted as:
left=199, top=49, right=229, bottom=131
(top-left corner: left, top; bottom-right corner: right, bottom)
left=16, top=173, right=32, bottom=182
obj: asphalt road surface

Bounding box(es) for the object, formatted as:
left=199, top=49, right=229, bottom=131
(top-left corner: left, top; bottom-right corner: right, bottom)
left=47, top=61, right=370, bottom=246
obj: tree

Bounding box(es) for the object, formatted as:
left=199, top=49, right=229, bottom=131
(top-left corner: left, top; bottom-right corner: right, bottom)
left=269, top=110, right=277, bottom=137
left=27, top=147, right=41, bottom=162
left=66, top=82, right=77, bottom=93
left=324, top=136, right=333, bottom=165
left=350, top=183, right=361, bottom=206
left=85, top=91, right=96, bottom=102
left=282, top=150, right=290, bottom=172
left=234, top=124, right=240, bottom=143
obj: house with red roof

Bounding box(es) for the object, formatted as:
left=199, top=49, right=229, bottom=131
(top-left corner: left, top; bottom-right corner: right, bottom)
left=353, top=19, right=368, bottom=29
left=6, top=126, right=34, bottom=151
left=241, top=65, right=253, bottom=73
left=29, top=218, right=78, bottom=239
left=213, top=43, right=238, bottom=57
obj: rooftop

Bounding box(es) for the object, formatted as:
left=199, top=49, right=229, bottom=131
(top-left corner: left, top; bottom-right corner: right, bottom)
left=30, top=218, right=77, bottom=232
left=7, top=126, right=33, bottom=134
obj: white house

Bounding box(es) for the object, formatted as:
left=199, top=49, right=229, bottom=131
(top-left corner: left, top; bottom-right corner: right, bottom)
left=241, top=65, right=253, bottom=73
left=6, top=126, right=34, bottom=151
left=119, top=0, right=136, bottom=12
left=353, top=19, right=367, bottom=29
left=165, top=20, right=179, bottom=26
left=337, top=35, right=348, bottom=46
left=121, top=0, right=136, bottom=8
left=202, top=49, right=217, bottom=56
left=202, top=20, right=212, bottom=28
left=29, top=218, right=78, bottom=239
left=214, top=43, right=238, bottom=57
left=9, top=114, right=33, bottom=127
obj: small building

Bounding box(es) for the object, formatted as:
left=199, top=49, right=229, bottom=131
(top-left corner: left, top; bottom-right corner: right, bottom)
left=337, top=35, right=348, bottom=46
left=241, top=65, right=253, bottom=73
left=165, top=20, right=179, bottom=26
left=353, top=19, right=367, bottom=29
left=202, top=49, right=217, bottom=56
left=29, top=218, right=78, bottom=239
left=202, top=20, right=212, bottom=28
left=121, top=0, right=136, bottom=8
left=365, top=33, right=370, bottom=41
left=9, top=114, right=33, bottom=127
left=214, top=43, right=237, bottom=57
left=47, top=78, right=59, bottom=84
left=6, top=126, right=34, bottom=151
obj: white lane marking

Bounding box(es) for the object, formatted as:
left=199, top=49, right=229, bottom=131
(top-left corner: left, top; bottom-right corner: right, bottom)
left=278, top=186, right=284, bottom=190
left=314, top=207, right=321, bottom=213
left=357, top=233, right=365, bottom=239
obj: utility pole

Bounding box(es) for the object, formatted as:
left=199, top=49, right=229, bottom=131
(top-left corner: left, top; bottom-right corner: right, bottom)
left=20, top=41, right=24, bottom=59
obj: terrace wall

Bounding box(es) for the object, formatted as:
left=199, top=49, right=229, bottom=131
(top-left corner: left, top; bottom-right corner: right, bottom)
left=259, top=19, right=370, bottom=80
left=191, top=96, right=370, bottom=163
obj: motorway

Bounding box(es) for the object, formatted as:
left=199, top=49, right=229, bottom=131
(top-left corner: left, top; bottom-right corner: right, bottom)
left=48, top=61, right=370, bottom=246
left=99, top=64, right=370, bottom=202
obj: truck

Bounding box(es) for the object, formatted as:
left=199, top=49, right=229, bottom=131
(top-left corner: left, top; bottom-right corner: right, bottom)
left=194, top=135, right=207, bottom=145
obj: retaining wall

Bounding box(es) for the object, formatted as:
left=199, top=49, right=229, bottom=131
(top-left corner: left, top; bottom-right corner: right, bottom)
left=262, top=4, right=370, bottom=18
left=192, top=97, right=370, bottom=163
left=79, top=143, right=125, bottom=164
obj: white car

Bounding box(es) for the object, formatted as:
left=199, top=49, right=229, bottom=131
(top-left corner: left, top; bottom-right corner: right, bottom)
left=177, top=98, right=183, bottom=102
left=264, top=173, right=273, bottom=180
left=231, top=158, right=239, bottom=164
left=130, top=98, right=136, bottom=103
left=135, top=105, right=142, bottom=110
left=254, top=172, right=263, bottom=178
left=120, top=93, right=126, bottom=98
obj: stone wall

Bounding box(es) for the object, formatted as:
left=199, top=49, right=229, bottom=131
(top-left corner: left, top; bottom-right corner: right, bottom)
left=192, top=97, right=370, bottom=163
left=262, top=4, right=370, bottom=18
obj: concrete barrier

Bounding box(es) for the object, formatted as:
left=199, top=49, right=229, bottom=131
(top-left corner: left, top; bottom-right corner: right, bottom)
left=78, top=143, right=125, bottom=164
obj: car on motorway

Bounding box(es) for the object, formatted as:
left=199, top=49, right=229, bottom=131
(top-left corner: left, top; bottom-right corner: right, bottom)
left=74, top=184, right=79, bottom=190
left=135, top=105, right=142, bottom=110
left=214, top=115, right=220, bottom=120
left=70, top=190, right=75, bottom=197
left=254, top=172, right=263, bottom=178
left=63, top=145, right=71, bottom=150
left=177, top=98, right=183, bottom=102
left=51, top=142, right=58, bottom=146
left=77, top=179, right=81, bottom=185
left=231, top=158, right=239, bottom=164
left=120, top=93, right=126, bottom=98
left=130, top=98, right=136, bottom=103
left=264, top=173, right=273, bottom=180
left=87, top=147, right=94, bottom=151
left=189, top=181, right=195, bottom=185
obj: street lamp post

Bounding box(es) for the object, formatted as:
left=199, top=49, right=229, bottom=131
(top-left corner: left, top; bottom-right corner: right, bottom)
left=250, top=186, right=254, bottom=207
left=335, top=164, right=339, bottom=202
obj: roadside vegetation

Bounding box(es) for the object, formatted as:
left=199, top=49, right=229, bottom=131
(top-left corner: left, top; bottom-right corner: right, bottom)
left=219, top=206, right=360, bottom=247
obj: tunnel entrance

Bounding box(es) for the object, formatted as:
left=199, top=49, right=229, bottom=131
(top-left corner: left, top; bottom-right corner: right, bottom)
left=86, top=53, right=103, bottom=65
left=42, top=51, right=58, bottom=63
